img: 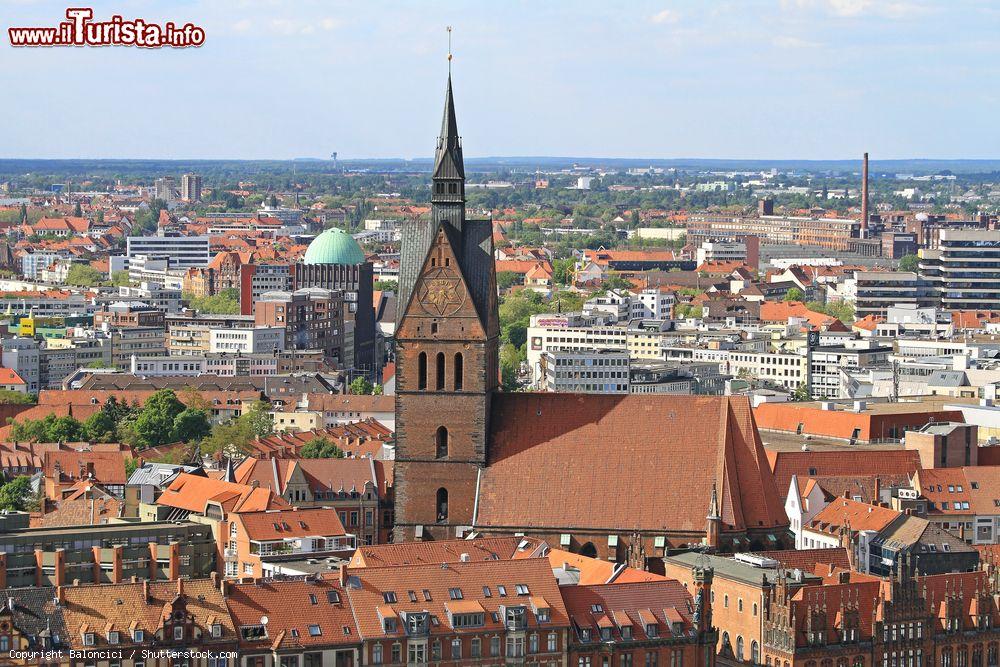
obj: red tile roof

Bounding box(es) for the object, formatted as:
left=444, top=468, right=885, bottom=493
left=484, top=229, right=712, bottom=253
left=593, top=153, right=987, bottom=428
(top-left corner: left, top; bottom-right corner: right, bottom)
left=766, top=450, right=921, bottom=496
left=344, top=559, right=569, bottom=639
left=561, top=580, right=694, bottom=642
left=226, top=578, right=356, bottom=650
left=157, top=473, right=290, bottom=514
left=807, top=497, right=900, bottom=535
left=236, top=507, right=348, bottom=541
left=477, top=394, right=787, bottom=535
left=348, top=536, right=529, bottom=568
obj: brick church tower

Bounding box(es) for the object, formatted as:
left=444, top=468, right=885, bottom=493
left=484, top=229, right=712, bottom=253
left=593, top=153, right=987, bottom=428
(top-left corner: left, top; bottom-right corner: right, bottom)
left=393, top=75, right=500, bottom=541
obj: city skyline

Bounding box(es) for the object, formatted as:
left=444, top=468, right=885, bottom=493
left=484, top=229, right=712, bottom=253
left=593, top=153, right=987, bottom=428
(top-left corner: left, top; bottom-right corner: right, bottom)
left=4, top=0, right=1000, bottom=161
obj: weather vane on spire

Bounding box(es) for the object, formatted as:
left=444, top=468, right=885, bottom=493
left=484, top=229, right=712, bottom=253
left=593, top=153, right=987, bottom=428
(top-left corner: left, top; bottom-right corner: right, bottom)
left=447, top=26, right=453, bottom=74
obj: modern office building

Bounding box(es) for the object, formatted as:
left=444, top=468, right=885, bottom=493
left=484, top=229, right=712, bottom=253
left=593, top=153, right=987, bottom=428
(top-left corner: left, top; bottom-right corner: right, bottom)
left=853, top=271, right=935, bottom=319
left=126, top=235, right=210, bottom=270
left=919, top=229, right=1000, bottom=310
left=0, top=513, right=216, bottom=588
left=180, top=173, right=202, bottom=202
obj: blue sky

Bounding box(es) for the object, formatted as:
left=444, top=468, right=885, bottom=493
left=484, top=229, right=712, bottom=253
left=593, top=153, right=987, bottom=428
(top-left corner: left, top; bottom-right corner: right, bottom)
left=2, top=0, right=998, bottom=160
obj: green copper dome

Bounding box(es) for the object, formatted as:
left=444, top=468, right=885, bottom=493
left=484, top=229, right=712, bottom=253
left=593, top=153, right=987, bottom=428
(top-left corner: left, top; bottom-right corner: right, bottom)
left=303, top=227, right=366, bottom=265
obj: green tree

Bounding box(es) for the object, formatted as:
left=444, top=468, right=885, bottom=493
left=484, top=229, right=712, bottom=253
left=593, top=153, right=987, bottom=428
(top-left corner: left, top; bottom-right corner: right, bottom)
left=0, top=390, right=34, bottom=405
left=82, top=409, right=118, bottom=442
left=791, top=383, right=811, bottom=401
left=66, top=264, right=103, bottom=287
left=131, top=389, right=186, bottom=447
left=898, top=254, right=919, bottom=272
left=374, top=280, right=398, bottom=292
left=784, top=287, right=804, bottom=302
left=73, top=202, right=82, bottom=217
left=200, top=421, right=252, bottom=458
left=124, top=457, right=139, bottom=481
left=184, top=291, right=240, bottom=314
left=499, top=342, right=524, bottom=392
left=241, top=400, right=274, bottom=438
left=171, top=408, right=211, bottom=443
left=552, top=258, right=574, bottom=285
left=349, top=377, right=374, bottom=395
left=300, top=436, right=345, bottom=459
left=110, top=270, right=133, bottom=286
left=496, top=271, right=520, bottom=290
left=0, top=476, right=33, bottom=511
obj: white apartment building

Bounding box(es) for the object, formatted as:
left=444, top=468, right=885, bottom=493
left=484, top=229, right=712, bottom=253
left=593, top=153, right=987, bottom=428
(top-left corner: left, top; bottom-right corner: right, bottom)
left=1, top=338, right=39, bottom=393
left=722, top=349, right=809, bottom=392
left=209, top=327, right=285, bottom=355
left=696, top=239, right=747, bottom=266
left=126, top=235, right=210, bottom=270
left=540, top=349, right=630, bottom=393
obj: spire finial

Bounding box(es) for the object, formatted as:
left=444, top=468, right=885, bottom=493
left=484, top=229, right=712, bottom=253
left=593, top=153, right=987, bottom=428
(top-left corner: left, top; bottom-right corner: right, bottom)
left=447, top=26, right=453, bottom=75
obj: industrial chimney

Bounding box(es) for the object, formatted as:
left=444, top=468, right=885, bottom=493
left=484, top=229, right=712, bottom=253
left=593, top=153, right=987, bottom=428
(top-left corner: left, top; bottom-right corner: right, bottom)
left=860, top=152, right=869, bottom=237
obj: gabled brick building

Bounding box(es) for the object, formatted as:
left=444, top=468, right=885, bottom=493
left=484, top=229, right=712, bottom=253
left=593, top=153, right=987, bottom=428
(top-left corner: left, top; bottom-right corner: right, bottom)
left=392, top=74, right=790, bottom=563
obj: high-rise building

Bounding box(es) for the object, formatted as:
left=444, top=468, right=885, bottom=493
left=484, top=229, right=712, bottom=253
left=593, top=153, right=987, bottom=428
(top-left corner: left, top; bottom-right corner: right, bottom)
left=919, top=229, right=1000, bottom=310
left=255, top=287, right=344, bottom=365
left=180, top=173, right=202, bottom=202
left=154, top=176, right=176, bottom=202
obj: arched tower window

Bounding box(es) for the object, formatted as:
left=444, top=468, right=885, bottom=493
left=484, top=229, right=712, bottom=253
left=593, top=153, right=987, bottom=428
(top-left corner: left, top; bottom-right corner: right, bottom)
left=579, top=542, right=597, bottom=558
left=436, top=426, right=448, bottom=459
left=454, top=353, right=463, bottom=391
left=436, top=352, right=445, bottom=390
left=436, top=488, right=448, bottom=522
left=417, top=352, right=427, bottom=390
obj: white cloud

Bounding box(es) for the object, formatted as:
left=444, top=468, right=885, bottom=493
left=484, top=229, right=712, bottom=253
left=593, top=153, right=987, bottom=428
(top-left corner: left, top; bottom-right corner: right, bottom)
left=231, top=18, right=252, bottom=32
left=772, top=35, right=821, bottom=48
left=779, top=0, right=931, bottom=19
left=650, top=8, right=680, bottom=24
left=320, top=18, right=341, bottom=31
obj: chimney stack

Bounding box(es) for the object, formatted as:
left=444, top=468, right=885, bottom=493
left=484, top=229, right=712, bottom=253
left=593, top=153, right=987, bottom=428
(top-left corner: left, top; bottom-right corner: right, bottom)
left=861, top=152, right=869, bottom=237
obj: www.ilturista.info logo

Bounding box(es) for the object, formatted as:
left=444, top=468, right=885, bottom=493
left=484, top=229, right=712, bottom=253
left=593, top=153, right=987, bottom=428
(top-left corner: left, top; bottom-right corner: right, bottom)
left=9, top=8, right=205, bottom=48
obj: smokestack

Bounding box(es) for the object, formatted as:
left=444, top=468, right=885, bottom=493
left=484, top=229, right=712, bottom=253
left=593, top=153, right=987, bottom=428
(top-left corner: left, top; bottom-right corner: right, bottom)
left=861, top=152, right=869, bottom=237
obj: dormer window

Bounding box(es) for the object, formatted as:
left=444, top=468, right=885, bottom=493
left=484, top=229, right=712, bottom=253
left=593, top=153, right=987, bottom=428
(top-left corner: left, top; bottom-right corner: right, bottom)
left=108, top=631, right=120, bottom=644
left=621, top=625, right=633, bottom=640
left=537, top=608, right=550, bottom=623
left=173, top=626, right=184, bottom=641
left=600, top=627, right=613, bottom=641
left=211, top=623, right=222, bottom=638
left=383, top=618, right=397, bottom=634
left=646, top=623, right=658, bottom=638
left=83, top=633, right=95, bottom=646
left=580, top=628, right=592, bottom=642
left=133, top=629, right=144, bottom=642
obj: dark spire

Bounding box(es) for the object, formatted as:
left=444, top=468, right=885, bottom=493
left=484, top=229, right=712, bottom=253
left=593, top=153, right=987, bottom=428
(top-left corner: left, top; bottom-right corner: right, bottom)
left=433, top=75, right=465, bottom=181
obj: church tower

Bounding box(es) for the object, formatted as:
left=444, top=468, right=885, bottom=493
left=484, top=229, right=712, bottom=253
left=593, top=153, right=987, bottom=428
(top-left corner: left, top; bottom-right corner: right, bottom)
left=393, top=74, right=499, bottom=541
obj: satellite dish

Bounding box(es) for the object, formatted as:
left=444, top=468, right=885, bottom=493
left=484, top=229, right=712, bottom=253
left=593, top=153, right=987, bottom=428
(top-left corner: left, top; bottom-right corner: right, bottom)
left=260, top=615, right=269, bottom=626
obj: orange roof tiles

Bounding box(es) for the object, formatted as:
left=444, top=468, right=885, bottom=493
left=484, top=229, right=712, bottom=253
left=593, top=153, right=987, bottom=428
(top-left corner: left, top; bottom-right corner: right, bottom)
left=348, top=536, right=530, bottom=568
left=759, top=301, right=849, bottom=331
left=477, top=394, right=787, bottom=535
left=157, top=472, right=290, bottom=514
left=0, top=367, right=26, bottom=385
left=808, top=497, right=900, bottom=535
left=236, top=507, right=347, bottom=541
left=226, top=579, right=356, bottom=650
left=766, top=450, right=921, bottom=496
left=562, top=580, right=695, bottom=642
left=60, top=579, right=234, bottom=645
left=344, top=559, right=569, bottom=639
